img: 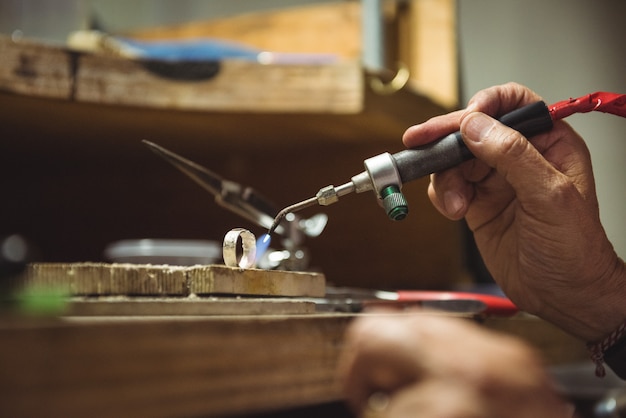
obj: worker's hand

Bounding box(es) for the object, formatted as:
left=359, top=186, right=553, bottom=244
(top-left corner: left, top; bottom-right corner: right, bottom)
left=402, top=82, right=626, bottom=342
left=338, top=313, right=573, bottom=418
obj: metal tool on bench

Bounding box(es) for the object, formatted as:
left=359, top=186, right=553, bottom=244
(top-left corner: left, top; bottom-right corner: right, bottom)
left=142, top=140, right=327, bottom=270
left=314, top=287, right=518, bottom=316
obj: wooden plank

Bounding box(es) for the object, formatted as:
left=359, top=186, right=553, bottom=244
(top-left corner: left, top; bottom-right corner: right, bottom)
left=401, top=0, right=459, bottom=108
left=67, top=296, right=316, bottom=316
left=0, top=35, right=363, bottom=114
left=127, top=2, right=362, bottom=59
left=0, top=315, right=351, bottom=418
left=0, top=313, right=588, bottom=418
left=21, top=263, right=326, bottom=298
left=75, top=56, right=363, bottom=114
left=0, top=36, right=73, bottom=99
left=188, top=265, right=326, bottom=297
left=24, top=263, right=188, bottom=295
left=127, top=1, right=459, bottom=109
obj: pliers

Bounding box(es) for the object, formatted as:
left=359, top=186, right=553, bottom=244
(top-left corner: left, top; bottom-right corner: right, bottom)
left=142, top=140, right=327, bottom=242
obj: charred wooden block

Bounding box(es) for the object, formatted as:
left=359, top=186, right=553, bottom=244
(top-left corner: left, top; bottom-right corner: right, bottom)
left=21, top=262, right=326, bottom=298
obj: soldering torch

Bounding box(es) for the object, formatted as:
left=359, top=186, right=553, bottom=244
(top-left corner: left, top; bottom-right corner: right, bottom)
left=268, top=92, right=626, bottom=236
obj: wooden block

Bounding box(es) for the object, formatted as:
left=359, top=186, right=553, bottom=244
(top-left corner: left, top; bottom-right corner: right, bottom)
left=402, top=0, right=459, bottom=108
left=24, top=263, right=188, bottom=295
left=187, top=265, right=325, bottom=297
left=67, top=296, right=316, bottom=316
left=21, top=262, right=326, bottom=298
left=0, top=35, right=73, bottom=100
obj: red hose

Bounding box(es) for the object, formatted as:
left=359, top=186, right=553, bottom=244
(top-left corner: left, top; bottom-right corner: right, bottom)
left=549, top=92, right=626, bottom=121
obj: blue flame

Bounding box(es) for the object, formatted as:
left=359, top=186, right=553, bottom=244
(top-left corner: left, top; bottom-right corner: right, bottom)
left=256, top=234, right=271, bottom=263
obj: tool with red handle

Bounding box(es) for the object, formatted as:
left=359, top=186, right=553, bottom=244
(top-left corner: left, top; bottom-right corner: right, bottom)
left=321, top=287, right=519, bottom=316
left=390, top=290, right=518, bottom=316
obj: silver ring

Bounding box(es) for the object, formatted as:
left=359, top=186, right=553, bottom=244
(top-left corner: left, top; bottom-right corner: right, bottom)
left=223, top=228, right=256, bottom=269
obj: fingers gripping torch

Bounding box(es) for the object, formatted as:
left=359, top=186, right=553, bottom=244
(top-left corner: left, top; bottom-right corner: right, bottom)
left=267, top=92, right=626, bottom=235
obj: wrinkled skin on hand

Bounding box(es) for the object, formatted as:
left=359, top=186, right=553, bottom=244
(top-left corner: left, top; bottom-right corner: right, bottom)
left=402, top=82, right=626, bottom=342
left=339, top=313, right=574, bottom=418
left=338, top=83, right=625, bottom=418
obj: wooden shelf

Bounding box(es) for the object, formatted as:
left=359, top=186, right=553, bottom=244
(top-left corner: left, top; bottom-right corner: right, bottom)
left=1, top=35, right=363, bottom=113
left=0, top=33, right=448, bottom=152
left=0, top=0, right=459, bottom=149
left=127, top=0, right=459, bottom=109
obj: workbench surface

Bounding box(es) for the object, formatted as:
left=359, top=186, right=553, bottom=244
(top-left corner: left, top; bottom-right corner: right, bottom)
left=0, top=312, right=587, bottom=418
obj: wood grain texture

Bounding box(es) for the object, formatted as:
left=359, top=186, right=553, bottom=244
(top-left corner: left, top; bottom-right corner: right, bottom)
left=0, top=35, right=363, bottom=114
left=0, top=313, right=588, bottom=418
left=66, top=297, right=316, bottom=316
left=22, top=263, right=326, bottom=298
left=187, top=265, right=326, bottom=297
left=127, top=2, right=362, bottom=59
left=129, top=0, right=459, bottom=108
left=403, top=0, right=459, bottom=108
left=0, top=315, right=351, bottom=418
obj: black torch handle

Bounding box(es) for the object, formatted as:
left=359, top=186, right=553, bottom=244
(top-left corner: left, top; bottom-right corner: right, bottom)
left=393, top=100, right=553, bottom=184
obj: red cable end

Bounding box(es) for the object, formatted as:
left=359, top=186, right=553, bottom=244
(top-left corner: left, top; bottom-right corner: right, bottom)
left=549, top=92, right=626, bottom=121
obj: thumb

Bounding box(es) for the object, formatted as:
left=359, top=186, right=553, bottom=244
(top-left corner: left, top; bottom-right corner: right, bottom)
left=460, top=112, right=559, bottom=200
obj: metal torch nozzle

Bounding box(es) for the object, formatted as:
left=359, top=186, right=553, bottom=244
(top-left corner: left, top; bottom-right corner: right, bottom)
left=268, top=182, right=357, bottom=235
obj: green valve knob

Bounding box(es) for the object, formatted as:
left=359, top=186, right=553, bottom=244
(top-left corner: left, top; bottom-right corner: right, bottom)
left=381, top=185, right=409, bottom=221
